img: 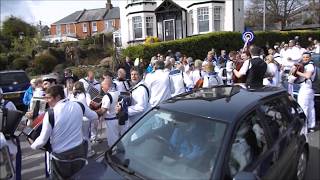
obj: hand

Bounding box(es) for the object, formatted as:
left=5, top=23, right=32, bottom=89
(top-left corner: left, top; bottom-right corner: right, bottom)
left=25, top=111, right=33, bottom=119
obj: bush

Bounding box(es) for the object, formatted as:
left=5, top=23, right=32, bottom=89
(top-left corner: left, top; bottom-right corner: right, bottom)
left=48, top=47, right=66, bottom=64
left=34, top=53, right=58, bottom=74
left=0, top=54, right=9, bottom=70
left=12, top=56, right=30, bottom=70
left=123, top=30, right=320, bottom=62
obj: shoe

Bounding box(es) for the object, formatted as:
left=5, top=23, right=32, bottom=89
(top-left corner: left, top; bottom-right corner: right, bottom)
left=308, top=128, right=315, bottom=133
left=87, top=150, right=96, bottom=158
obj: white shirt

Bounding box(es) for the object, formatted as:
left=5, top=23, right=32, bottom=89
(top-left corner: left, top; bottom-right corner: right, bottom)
left=203, top=73, right=223, bottom=88
left=70, top=92, right=95, bottom=121
left=263, top=63, right=280, bottom=87
left=191, top=69, right=202, bottom=86
left=226, top=60, right=234, bottom=82
left=0, top=99, right=16, bottom=110
left=144, top=69, right=171, bottom=107
left=101, top=90, right=120, bottom=119
left=31, top=99, right=97, bottom=153
left=300, top=63, right=315, bottom=92
left=113, top=79, right=131, bottom=93
left=183, top=71, right=194, bottom=89
left=128, top=82, right=150, bottom=123
left=169, top=69, right=186, bottom=97
left=283, top=47, right=302, bottom=67
left=239, top=59, right=252, bottom=76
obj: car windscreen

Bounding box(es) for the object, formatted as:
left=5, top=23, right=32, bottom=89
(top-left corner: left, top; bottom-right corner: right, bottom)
left=107, top=108, right=227, bottom=180
left=0, top=72, right=29, bottom=86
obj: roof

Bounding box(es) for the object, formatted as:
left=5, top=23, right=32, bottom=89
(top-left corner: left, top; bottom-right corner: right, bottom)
left=155, top=0, right=187, bottom=13
left=104, top=7, right=120, bottom=20
left=159, top=85, right=287, bottom=123
left=0, top=70, right=26, bottom=73
left=77, top=8, right=107, bottom=22
left=52, top=10, right=83, bottom=25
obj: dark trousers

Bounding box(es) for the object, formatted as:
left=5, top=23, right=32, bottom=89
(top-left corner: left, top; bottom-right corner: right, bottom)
left=51, top=141, right=88, bottom=180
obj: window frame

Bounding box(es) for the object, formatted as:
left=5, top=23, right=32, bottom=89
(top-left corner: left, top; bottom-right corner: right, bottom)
left=132, top=16, right=143, bottom=39
left=56, top=25, right=61, bottom=35
left=66, top=24, right=71, bottom=34
left=197, top=7, right=209, bottom=33
left=145, top=16, right=153, bottom=37
left=82, top=23, right=88, bottom=33
left=92, top=21, right=97, bottom=32
left=213, top=6, right=222, bottom=31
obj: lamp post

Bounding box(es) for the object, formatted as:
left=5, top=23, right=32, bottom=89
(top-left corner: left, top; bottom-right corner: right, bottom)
left=263, top=0, right=266, bottom=31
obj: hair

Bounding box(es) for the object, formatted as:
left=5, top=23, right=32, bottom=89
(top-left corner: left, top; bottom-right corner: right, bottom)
left=73, top=81, right=85, bottom=96
left=46, top=85, right=65, bottom=99
left=229, top=51, right=237, bottom=57
left=154, top=60, right=165, bottom=70
left=265, top=55, right=275, bottom=64
left=249, top=46, right=261, bottom=56
left=302, top=52, right=312, bottom=57
left=103, top=70, right=114, bottom=78
left=130, top=66, right=142, bottom=76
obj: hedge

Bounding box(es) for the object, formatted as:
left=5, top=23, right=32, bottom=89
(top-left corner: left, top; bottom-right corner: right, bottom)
left=123, top=30, right=320, bottom=61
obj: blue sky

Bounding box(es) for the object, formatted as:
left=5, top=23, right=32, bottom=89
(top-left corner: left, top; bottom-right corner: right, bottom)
left=1, top=0, right=248, bottom=26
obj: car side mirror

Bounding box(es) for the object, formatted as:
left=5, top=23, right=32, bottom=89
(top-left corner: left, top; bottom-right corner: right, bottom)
left=233, top=171, right=258, bottom=180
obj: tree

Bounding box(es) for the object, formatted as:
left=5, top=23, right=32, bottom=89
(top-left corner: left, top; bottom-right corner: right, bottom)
left=245, top=0, right=308, bottom=30
left=1, top=16, right=37, bottom=39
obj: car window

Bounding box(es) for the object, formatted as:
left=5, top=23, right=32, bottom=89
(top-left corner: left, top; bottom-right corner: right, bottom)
left=108, top=109, right=227, bottom=180
left=0, top=72, right=29, bottom=86
left=228, top=111, right=267, bottom=177
left=259, top=98, right=290, bottom=141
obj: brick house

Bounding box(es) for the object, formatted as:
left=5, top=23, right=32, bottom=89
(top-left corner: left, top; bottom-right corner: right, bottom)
left=50, top=0, right=120, bottom=40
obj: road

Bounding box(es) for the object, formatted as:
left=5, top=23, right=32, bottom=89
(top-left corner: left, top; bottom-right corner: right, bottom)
left=20, top=129, right=320, bottom=179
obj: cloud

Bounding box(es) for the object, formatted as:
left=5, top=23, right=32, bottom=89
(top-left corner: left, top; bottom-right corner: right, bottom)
left=1, top=0, right=35, bottom=24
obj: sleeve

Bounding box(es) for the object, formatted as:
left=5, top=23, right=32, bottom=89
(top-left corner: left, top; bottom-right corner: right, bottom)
left=128, top=86, right=149, bottom=116
left=23, top=87, right=32, bottom=105
left=305, top=64, right=315, bottom=73
left=203, top=76, right=209, bottom=88
left=85, top=93, right=92, bottom=106
left=31, top=112, right=52, bottom=150
left=239, top=60, right=250, bottom=76
left=101, top=94, right=111, bottom=109
left=7, top=101, right=17, bottom=111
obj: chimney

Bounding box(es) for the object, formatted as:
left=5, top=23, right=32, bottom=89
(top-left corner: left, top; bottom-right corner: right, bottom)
left=106, top=0, right=113, bottom=9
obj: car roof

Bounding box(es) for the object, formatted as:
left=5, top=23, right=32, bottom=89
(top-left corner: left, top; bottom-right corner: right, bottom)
left=159, top=85, right=287, bottom=123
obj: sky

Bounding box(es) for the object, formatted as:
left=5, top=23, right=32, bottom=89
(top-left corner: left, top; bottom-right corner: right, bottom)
left=1, top=0, right=248, bottom=27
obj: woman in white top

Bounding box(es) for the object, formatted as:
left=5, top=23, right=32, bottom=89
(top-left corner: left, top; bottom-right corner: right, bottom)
left=69, top=81, right=96, bottom=157
left=64, top=77, right=75, bottom=99
left=263, top=55, right=280, bottom=87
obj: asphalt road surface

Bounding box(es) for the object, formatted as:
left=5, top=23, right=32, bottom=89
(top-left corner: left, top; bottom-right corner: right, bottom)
left=20, top=129, right=320, bottom=180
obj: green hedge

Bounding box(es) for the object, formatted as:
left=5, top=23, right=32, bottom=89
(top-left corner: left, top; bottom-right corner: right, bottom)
left=123, top=30, right=320, bottom=61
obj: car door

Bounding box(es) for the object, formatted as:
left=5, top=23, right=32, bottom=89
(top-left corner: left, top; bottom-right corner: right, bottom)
left=223, top=110, right=271, bottom=180
left=258, top=95, right=297, bottom=180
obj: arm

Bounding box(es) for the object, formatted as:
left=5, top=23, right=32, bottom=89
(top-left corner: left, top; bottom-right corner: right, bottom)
left=128, top=86, right=149, bottom=116
left=233, top=60, right=249, bottom=78
left=31, top=112, right=52, bottom=149
left=296, top=64, right=314, bottom=79
left=83, top=104, right=98, bottom=121
left=95, top=95, right=110, bottom=116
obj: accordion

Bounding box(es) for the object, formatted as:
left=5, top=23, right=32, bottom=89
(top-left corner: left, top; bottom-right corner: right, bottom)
left=0, top=108, right=24, bottom=137
left=117, top=92, right=132, bottom=125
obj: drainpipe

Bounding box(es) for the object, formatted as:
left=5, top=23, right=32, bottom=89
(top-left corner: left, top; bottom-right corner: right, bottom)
left=232, top=0, right=235, bottom=31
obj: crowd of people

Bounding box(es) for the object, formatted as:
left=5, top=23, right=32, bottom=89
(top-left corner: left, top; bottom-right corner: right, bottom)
left=0, top=37, right=318, bottom=179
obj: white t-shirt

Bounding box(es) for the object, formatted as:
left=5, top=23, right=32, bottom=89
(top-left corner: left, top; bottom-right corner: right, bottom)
left=101, top=91, right=120, bottom=119
left=300, top=63, right=315, bottom=91
left=263, top=63, right=280, bottom=86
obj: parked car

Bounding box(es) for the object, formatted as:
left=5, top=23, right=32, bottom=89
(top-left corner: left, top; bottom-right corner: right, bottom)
left=0, top=70, right=30, bottom=110
left=75, top=85, right=309, bottom=180
left=282, top=53, right=320, bottom=122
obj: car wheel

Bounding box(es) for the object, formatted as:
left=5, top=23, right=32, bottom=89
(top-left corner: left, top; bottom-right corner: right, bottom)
left=295, top=147, right=308, bottom=180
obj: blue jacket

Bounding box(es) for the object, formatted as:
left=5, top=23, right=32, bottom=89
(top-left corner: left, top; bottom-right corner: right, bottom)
left=23, top=86, right=33, bottom=106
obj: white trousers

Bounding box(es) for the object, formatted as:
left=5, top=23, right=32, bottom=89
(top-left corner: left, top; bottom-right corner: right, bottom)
left=82, top=120, right=93, bottom=152
left=298, top=90, right=316, bottom=129
left=105, top=119, right=124, bottom=147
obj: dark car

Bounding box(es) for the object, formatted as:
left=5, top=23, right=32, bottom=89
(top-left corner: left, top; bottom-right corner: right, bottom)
left=75, top=86, right=309, bottom=180
left=0, top=70, right=30, bottom=110
left=282, top=53, right=320, bottom=122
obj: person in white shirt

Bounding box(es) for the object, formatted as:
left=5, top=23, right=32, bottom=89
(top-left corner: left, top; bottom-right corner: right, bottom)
left=63, top=77, right=75, bottom=99
left=295, top=52, right=316, bottom=133
left=113, top=68, right=131, bottom=93
left=191, top=59, right=204, bottom=87
left=79, top=70, right=101, bottom=98
left=203, top=62, right=223, bottom=88
left=117, top=67, right=150, bottom=130
left=144, top=60, right=171, bottom=107
left=31, top=85, right=98, bottom=179
left=225, top=51, right=237, bottom=85
left=95, top=79, right=121, bottom=147
left=263, top=55, right=280, bottom=87
left=283, top=40, right=303, bottom=68
left=70, top=81, right=97, bottom=157
left=0, top=88, right=17, bottom=110
left=169, top=58, right=186, bottom=97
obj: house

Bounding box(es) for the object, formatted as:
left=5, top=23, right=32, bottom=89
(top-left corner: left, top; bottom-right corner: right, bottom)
left=50, top=0, right=120, bottom=40
left=119, top=0, right=244, bottom=47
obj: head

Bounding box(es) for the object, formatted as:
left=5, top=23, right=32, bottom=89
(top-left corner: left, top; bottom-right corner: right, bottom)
left=87, top=70, right=95, bottom=81
left=302, top=52, right=312, bottom=64
left=101, top=78, right=112, bottom=93
left=268, top=48, right=275, bottom=55
left=283, top=43, right=289, bottom=49
left=205, top=62, right=214, bottom=73
left=64, top=69, right=72, bottom=77
left=154, top=60, right=165, bottom=70
left=265, top=55, right=275, bottom=64
left=164, top=58, right=172, bottom=70
left=130, top=67, right=141, bottom=86
left=42, top=77, right=57, bottom=91
left=289, top=40, right=295, bottom=48
left=117, top=68, right=126, bottom=80
left=241, top=51, right=251, bottom=61
left=207, top=51, right=214, bottom=61
left=228, top=51, right=237, bottom=61
left=45, top=85, right=65, bottom=108
left=30, top=79, right=37, bottom=89
left=125, top=56, right=131, bottom=63
left=73, top=81, right=86, bottom=95
left=249, top=46, right=261, bottom=57
left=65, top=77, right=75, bottom=90
left=103, top=70, right=114, bottom=81
left=221, top=50, right=226, bottom=56
left=194, top=59, right=203, bottom=69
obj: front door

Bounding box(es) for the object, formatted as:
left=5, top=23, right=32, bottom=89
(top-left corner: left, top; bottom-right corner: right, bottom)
left=164, top=19, right=175, bottom=41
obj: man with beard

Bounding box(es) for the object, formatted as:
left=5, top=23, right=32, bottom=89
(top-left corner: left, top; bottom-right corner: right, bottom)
left=113, top=68, right=131, bottom=93
left=116, top=67, right=150, bottom=131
